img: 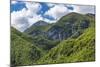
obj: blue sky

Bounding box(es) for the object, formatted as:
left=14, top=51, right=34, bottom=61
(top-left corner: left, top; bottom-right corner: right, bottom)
left=11, top=1, right=95, bottom=32
left=11, top=1, right=74, bottom=21
left=11, top=1, right=26, bottom=12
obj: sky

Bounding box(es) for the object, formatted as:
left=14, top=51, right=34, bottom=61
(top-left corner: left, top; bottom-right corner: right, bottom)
left=11, top=1, right=95, bottom=32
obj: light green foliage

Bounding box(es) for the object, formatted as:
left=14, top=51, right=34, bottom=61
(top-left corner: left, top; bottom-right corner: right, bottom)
left=24, top=23, right=53, bottom=34
left=11, top=27, right=43, bottom=66
left=36, top=28, right=95, bottom=64
left=11, top=12, right=95, bottom=66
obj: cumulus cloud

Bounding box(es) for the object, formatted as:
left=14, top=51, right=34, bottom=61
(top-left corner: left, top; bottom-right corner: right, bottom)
left=47, top=3, right=55, bottom=7
left=44, top=4, right=95, bottom=21
left=11, top=8, right=29, bottom=32
left=79, top=5, right=95, bottom=14
left=44, top=4, right=69, bottom=20
left=71, top=5, right=95, bottom=14
left=11, top=2, right=42, bottom=32
left=28, top=14, right=43, bottom=25
left=25, top=2, right=41, bottom=17
left=11, top=1, right=95, bottom=32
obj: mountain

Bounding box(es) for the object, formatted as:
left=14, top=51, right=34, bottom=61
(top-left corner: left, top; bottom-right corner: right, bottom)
left=24, top=21, right=59, bottom=51
left=11, top=12, right=95, bottom=66
left=24, top=20, right=59, bottom=51
left=47, top=12, right=95, bottom=40
left=36, top=27, right=95, bottom=64
left=33, top=20, right=49, bottom=26
left=86, top=13, right=95, bottom=17
left=24, top=20, right=53, bottom=37
left=11, top=27, right=44, bottom=66
left=24, top=13, right=95, bottom=41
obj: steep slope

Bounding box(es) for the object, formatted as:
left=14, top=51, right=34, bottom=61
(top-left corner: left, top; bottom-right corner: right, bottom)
left=24, top=12, right=95, bottom=41
left=23, top=12, right=95, bottom=52
left=24, top=20, right=53, bottom=36
left=11, top=27, right=43, bottom=66
left=47, top=12, right=95, bottom=40
left=11, top=27, right=34, bottom=44
left=31, top=35, right=60, bottom=51
left=24, top=21, right=59, bottom=51
left=37, top=27, right=95, bottom=64
left=11, top=12, right=95, bottom=66
left=33, top=20, right=49, bottom=26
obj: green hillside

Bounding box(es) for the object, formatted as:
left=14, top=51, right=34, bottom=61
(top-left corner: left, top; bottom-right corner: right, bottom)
left=24, top=20, right=54, bottom=36
left=36, top=27, right=95, bottom=64
left=30, top=35, right=60, bottom=51
left=25, top=24, right=53, bottom=34
left=11, top=27, right=35, bottom=44
left=11, top=12, right=95, bottom=66
left=47, top=12, right=95, bottom=40
left=11, top=27, right=44, bottom=66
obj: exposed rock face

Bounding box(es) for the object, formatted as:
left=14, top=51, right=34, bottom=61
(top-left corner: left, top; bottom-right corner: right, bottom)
left=24, top=13, right=94, bottom=41
left=47, top=20, right=90, bottom=40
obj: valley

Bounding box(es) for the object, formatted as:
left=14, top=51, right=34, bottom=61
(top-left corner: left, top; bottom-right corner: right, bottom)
left=11, top=12, right=95, bottom=66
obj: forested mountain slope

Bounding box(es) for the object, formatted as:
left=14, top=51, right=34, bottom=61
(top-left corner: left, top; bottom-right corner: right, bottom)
left=36, top=27, right=95, bottom=64
left=11, top=27, right=43, bottom=66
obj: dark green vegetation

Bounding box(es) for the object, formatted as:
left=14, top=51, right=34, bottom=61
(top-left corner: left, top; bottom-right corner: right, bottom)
left=11, top=27, right=44, bottom=66
left=36, top=28, right=95, bottom=64
left=11, top=12, right=95, bottom=66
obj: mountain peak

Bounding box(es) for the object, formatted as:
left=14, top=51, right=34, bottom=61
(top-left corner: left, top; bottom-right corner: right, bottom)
left=33, top=20, right=49, bottom=26
left=66, top=12, right=82, bottom=16
left=86, top=13, right=95, bottom=17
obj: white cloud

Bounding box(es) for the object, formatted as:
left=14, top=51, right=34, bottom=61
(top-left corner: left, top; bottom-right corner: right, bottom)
left=25, top=2, right=41, bottom=17
left=44, top=4, right=69, bottom=20
left=71, top=5, right=95, bottom=14
left=11, top=2, right=42, bottom=32
left=28, top=14, right=43, bottom=25
left=44, top=18, right=56, bottom=23
left=11, top=1, right=17, bottom=4
left=47, top=3, right=55, bottom=7
left=11, top=8, right=29, bottom=32
left=79, top=6, right=95, bottom=14
left=11, top=1, right=95, bottom=32
left=44, top=4, right=95, bottom=22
